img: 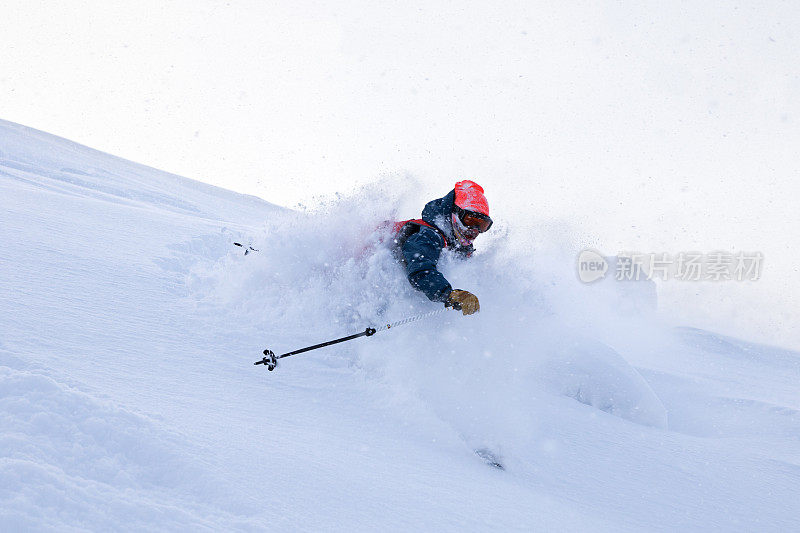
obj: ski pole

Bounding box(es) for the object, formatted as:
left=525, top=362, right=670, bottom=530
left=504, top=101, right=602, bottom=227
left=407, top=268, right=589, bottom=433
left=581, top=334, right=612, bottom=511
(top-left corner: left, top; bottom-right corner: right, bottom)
left=254, top=306, right=454, bottom=371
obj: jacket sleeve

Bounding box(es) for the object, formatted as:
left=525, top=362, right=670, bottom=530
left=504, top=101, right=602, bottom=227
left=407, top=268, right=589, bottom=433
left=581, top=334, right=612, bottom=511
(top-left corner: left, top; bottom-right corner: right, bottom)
left=401, top=226, right=452, bottom=302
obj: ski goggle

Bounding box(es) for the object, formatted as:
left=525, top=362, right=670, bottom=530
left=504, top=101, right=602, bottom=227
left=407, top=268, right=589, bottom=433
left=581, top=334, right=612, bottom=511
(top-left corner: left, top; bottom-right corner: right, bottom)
left=455, top=207, right=493, bottom=233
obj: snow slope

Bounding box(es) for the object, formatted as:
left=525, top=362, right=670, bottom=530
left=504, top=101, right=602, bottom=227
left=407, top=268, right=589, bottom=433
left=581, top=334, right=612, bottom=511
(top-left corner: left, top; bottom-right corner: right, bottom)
left=2, top=119, right=799, bottom=531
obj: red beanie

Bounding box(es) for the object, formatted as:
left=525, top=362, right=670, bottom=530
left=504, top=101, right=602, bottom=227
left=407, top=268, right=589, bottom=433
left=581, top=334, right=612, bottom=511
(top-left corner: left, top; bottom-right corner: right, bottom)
left=454, top=180, right=489, bottom=216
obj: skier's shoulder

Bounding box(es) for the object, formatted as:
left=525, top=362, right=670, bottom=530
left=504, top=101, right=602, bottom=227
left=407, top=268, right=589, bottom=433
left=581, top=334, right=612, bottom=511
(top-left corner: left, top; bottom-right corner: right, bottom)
left=406, top=223, right=446, bottom=248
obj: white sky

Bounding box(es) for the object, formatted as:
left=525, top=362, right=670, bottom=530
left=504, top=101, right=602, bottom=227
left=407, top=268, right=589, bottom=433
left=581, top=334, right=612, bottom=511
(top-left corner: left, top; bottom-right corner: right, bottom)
left=2, top=1, right=799, bottom=346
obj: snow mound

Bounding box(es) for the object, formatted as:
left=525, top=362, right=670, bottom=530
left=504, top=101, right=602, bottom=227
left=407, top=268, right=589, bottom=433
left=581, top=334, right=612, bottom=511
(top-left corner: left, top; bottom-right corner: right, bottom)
left=537, top=336, right=668, bottom=428
left=676, top=327, right=800, bottom=370
left=0, top=357, right=246, bottom=531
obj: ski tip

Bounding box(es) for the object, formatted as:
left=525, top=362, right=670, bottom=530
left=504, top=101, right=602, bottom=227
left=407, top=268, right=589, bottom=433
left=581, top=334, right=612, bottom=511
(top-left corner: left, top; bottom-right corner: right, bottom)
left=475, top=448, right=505, bottom=470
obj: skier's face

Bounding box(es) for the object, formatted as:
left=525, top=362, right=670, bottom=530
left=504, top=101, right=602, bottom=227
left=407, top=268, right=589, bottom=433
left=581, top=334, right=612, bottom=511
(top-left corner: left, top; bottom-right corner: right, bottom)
left=451, top=212, right=480, bottom=246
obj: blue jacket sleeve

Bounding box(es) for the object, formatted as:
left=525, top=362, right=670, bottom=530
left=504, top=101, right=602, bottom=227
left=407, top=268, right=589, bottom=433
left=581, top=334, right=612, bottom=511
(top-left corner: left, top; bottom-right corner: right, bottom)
left=402, top=226, right=452, bottom=302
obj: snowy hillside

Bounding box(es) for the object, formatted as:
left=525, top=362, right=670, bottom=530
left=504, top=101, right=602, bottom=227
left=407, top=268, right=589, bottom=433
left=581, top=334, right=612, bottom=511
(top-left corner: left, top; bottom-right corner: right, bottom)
left=2, top=120, right=799, bottom=531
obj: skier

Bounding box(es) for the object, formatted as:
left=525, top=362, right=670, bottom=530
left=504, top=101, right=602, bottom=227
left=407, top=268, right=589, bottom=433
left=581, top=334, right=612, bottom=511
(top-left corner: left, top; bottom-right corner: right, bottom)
left=392, top=180, right=492, bottom=316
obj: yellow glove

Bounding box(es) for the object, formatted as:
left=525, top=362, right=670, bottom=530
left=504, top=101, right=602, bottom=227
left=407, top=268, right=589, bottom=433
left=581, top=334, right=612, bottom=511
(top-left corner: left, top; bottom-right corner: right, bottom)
left=447, top=289, right=480, bottom=316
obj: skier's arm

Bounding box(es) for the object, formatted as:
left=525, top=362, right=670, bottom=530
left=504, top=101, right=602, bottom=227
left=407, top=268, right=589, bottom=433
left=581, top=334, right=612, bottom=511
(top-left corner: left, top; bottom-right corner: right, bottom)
left=402, top=227, right=452, bottom=302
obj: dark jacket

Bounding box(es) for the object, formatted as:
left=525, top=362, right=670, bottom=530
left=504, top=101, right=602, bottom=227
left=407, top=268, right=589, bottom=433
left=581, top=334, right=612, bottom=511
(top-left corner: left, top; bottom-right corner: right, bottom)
left=398, top=190, right=474, bottom=302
